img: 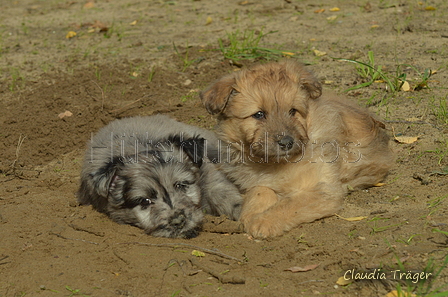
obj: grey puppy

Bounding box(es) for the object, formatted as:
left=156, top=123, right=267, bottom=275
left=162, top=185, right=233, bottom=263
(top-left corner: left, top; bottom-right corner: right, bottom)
left=77, top=115, right=242, bottom=239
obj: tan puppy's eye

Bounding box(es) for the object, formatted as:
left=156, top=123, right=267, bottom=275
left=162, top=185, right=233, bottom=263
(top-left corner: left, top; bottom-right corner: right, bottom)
left=252, top=111, right=266, bottom=120
left=289, top=109, right=298, bottom=116
left=230, top=89, right=239, bottom=96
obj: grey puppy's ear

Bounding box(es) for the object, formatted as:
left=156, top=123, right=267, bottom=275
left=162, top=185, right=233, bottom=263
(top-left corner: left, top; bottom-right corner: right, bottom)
left=78, top=156, right=123, bottom=213
left=90, top=157, right=123, bottom=197
left=168, top=135, right=205, bottom=167
left=200, top=74, right=236, bottom=115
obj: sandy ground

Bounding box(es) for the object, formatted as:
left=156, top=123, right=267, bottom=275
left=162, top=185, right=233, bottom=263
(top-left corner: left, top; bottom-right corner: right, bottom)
left=1, top=1, right=448, bottom=296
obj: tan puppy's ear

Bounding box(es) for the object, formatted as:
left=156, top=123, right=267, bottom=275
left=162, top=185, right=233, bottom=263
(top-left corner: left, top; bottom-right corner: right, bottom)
left=300, top=70, right=322, bottom=99
left=200, top=74, right=236, bottom=115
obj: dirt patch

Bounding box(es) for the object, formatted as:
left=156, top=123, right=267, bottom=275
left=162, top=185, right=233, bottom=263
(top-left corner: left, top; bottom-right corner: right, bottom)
left=1, top=1, right=448, bottom=296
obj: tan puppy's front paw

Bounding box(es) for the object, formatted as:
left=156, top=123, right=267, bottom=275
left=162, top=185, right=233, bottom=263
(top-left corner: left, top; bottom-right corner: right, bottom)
left=243, top=213, right=285, bottom=238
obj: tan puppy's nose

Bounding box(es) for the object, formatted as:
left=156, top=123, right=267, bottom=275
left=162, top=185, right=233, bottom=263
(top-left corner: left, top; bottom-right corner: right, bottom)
left=277, top=135, right=294, bottom=151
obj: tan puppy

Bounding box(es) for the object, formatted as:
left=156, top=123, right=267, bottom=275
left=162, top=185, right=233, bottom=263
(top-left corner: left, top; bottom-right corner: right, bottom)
left=200, top=60, right=394, bottom=238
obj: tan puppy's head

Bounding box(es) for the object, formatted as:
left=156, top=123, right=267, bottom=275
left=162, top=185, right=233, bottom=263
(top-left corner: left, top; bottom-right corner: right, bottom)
left=200, top=60, right=322, bottom=161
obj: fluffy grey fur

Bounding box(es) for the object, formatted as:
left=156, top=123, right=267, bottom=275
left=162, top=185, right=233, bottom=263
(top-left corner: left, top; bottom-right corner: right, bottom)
left=77, top=115, right=242, bottom=239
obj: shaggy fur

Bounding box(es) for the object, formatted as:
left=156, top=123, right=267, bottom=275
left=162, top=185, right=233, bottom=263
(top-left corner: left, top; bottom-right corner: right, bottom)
left=77, top=115, right=242, bottom=239
left=200, top=60, right=394, bottom=238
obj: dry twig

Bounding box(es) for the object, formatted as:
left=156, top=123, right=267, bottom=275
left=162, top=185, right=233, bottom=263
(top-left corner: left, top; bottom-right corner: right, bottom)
left=8, top=134, right=26, bottom=176
left=117, top=241, right=243, bottom=262
left=112, top=249, right=130, bottom=265
left=91, top=80, right=105, bottom=110
left=189, top=258, right=245, bottom=284
left=0, top=255, right=10, bottom=265
left=109, top=98, right=142, bottom=113
left=50, top=232, right=99, bottom=245
left=67, top=222, right=105, bottom=237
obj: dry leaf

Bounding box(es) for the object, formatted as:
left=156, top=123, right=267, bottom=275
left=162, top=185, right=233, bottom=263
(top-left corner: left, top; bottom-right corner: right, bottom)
left=335, top=214, right=367, bottom=221
left=314, top=8, right=325, bottom=13
left=364, top=2, right=372, bottom=12
left=129, top=20, right=138, bottom=26
left=329, top=7, right=340, bottom=12
left=425, top=6, right=436, bottom=11
left=313, top=49, right=327, bottom=56
left=336, top=276, right=352, bottom=286
left=282, top=52, right=295, bottom=56
left=371, top=25, right=379, bottom=29
left=205, top=16, right=212, bottom=25
left=66, top=31, right=77, bottom=39
left=83, top=1, right=94, bottom=9
left=373, top=182, right=386, bottom=187
left=191, top=250, right=205, bottom=257
left=131, top=72, right=139, bottom=77
left=90, top=20, right=108, bottom=32
left=401, top=81, right=411, bottom=91
left=327, top=15, right=337, bottom=21
left=58, top=110, right=73, bottom=119
left=394, top=135, right=420, bottom=144
left=285, top=264, right=319, bottom=272
left=392, top=127, right=421, bottom=144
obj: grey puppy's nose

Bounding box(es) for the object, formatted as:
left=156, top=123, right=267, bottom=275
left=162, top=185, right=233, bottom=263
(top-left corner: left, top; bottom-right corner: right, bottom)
left=170, top=212, right=186, bottom=228
left=278, top=135, right=294, bottom=151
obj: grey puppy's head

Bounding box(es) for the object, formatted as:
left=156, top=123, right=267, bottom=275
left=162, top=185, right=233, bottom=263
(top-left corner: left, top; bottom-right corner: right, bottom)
left=79, top=135, right=206, bottom=239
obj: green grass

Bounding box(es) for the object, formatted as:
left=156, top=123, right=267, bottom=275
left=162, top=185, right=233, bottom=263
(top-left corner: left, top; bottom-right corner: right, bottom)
left=430, top=96, right=448, bottom=124
left=425, top=142, right=448, bottom=166
left=421, top=194, right=447, bottom=226
left=395, top=234, right=420, bottom=245
left=148, top=66, right=156, bottom=82
left=8, top=67, right=25, bottom=92
left=368, top=217, right=407, bottom=235
left=427, top=195, right=447, bottom=209
left=173, top=42, right=200, bottom=72
left=333, top=51, right=436, bottom=95
left=218, top=29, right=294, bottom=61
left=65, top=286, right=90, bottom=297
left=180, top=90, right=198, bottom=103
left=404, top=65, right=433, bottom=91
left=103, top=21, right=125, bottom=41
left=94, top=67, right=101, bottom=80
left=333, top=51, right=404, bottom=93
left=394, top=254, right=448, bottom=297
left=21, top=20, right=29, bottom=35
left=295, top=233, right=307, bottom=244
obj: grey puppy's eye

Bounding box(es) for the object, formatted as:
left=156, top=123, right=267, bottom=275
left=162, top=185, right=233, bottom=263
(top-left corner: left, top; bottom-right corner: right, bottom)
left=174, top=181, right=191, bottom=190
left=139, top=197, right=152, bottom=207
left=252, top=111, right=266, bottom=120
